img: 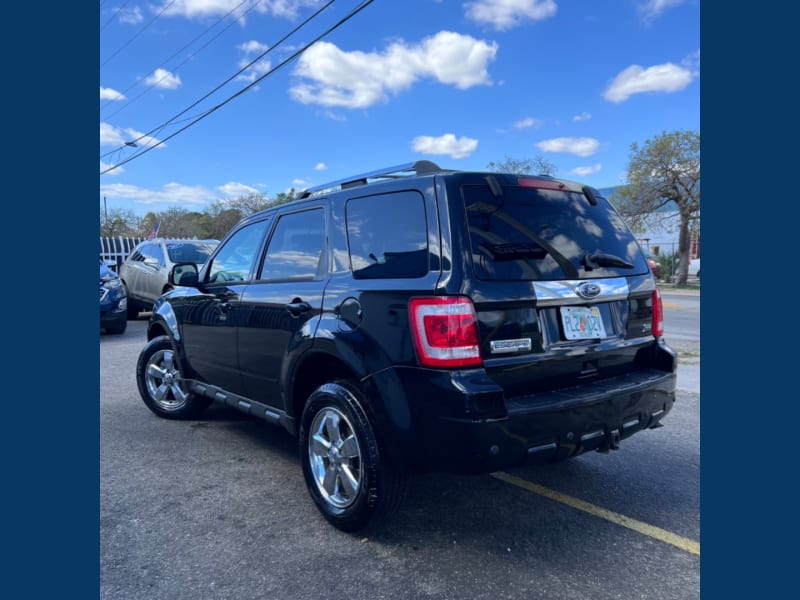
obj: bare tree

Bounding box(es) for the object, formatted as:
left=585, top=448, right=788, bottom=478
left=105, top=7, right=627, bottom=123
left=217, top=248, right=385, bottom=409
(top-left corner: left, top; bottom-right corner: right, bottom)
left=615, top=130, right=700, bottom=284
left=487, top=155, right=557, bottom=176
left=218, top=193, right=272, bottom=217
left=100, top=207, right=140, bottom=237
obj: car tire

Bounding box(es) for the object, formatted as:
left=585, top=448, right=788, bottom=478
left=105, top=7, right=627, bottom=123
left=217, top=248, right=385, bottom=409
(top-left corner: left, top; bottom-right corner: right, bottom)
left=105, top=318, right=127, bottom=335
left=299, top=380, right=407, bottom=533
left=125, top=286, right=140, bottom=319
left=136, top=336, right=211, bottom=419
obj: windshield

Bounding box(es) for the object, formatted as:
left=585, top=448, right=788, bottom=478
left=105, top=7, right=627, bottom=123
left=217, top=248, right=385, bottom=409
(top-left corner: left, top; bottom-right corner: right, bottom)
left=462, top=184, right=648, bottom=281
left=166, top=241, right=217, bottom=264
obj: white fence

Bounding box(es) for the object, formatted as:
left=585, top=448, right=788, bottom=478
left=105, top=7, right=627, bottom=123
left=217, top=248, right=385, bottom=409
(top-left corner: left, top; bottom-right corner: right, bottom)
left=100, top=237, right=145, bottom=272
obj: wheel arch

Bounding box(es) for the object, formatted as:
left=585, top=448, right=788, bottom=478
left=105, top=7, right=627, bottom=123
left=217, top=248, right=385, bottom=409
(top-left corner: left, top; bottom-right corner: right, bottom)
left=288, top=351, right=360, bottom=425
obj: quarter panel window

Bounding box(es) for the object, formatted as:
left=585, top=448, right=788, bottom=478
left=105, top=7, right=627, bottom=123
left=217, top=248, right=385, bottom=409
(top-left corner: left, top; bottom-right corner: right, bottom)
left=346, top=191, right=428, bottom=279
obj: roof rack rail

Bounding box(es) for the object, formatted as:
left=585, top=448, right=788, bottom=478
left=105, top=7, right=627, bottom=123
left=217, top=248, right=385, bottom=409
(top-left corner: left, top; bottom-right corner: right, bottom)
left=299, top=160, right=445, bottom=199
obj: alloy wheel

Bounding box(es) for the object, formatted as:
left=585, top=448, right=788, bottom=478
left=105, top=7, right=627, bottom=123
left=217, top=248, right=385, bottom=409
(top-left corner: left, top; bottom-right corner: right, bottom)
left=308, top=406, right=363, bottom=508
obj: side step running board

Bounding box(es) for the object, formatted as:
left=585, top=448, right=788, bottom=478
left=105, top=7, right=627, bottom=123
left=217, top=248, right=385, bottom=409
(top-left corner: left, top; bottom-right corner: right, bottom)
left=188, top=380, right=296, bottom=436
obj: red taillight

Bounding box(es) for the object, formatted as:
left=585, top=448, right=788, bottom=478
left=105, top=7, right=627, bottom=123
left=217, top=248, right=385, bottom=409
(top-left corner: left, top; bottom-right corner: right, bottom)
left=652, top=288, right=664, bottom=337
left=409, top=297, right=482, bottom=368
left=517, top=177, right=566, bottom=190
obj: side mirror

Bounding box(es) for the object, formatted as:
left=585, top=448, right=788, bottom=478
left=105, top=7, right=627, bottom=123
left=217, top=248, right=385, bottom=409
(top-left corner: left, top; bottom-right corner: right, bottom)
left=170, top=263, right=199, bottom=287
left=143, top=257, right=160, bottom=267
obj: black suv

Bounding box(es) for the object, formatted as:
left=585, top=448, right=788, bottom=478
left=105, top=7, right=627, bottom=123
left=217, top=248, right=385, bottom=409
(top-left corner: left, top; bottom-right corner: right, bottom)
left=136, top=161, right=676, bottom=531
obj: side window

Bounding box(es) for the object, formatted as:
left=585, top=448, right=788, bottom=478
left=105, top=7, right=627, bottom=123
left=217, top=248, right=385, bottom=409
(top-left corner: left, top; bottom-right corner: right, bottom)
left=207, top=219, right=270, bottom=284
left=346, top=191, right=428, bottom=279
left=140, top=243, right=164, bottom=266
left=139, top=244, right=164, bottom=265
left=259, top=209, right=326, bottom=281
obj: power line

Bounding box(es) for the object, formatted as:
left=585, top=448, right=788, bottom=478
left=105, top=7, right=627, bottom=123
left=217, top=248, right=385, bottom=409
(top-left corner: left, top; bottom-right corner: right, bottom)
left=100, top=0, right=256, bottom=116
left=100, top=0, right=133, bottom=32
left=100, top=0, right=377, bottom=176
left=101, top=0, right=338, bottom=162
left=101, top=0, right=178, bottom=69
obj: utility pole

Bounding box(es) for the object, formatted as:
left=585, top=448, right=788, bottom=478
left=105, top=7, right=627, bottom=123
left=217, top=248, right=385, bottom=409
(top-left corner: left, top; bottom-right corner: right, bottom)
left=104, top=196, right=108, bottom=233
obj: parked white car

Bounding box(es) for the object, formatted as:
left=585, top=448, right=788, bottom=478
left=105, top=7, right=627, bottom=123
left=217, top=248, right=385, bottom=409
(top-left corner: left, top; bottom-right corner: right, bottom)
left=120, top=238, right=218, bottom=318
left=688, top=258, right=700, bottom=279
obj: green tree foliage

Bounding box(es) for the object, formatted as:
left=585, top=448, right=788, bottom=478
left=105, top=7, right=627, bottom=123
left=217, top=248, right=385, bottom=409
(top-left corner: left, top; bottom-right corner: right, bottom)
left=615, top=130, right=700, bottom=284
left=486, top=155, right=557, bottom=176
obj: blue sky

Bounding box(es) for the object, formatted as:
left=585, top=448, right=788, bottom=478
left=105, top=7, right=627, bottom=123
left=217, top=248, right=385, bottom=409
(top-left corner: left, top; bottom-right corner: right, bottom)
left=99, top=0, right=699, bottom=217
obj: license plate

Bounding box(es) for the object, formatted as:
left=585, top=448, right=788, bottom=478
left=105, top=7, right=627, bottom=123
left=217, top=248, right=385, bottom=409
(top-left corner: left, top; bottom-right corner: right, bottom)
left=560, top=306, right=606, bottom=340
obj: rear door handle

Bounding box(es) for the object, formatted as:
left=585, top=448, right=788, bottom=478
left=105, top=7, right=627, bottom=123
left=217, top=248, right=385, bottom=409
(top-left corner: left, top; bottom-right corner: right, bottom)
left=286, top=300, right=311, bottom=316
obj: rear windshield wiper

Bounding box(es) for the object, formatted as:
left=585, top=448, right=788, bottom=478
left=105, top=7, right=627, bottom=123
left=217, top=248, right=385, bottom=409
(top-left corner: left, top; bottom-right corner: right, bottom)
left=583, top=252, right=634, bottom=270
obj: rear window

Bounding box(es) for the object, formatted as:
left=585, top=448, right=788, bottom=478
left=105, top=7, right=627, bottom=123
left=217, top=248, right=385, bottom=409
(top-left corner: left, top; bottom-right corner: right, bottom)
left=462, top=183, right=648, bottom=281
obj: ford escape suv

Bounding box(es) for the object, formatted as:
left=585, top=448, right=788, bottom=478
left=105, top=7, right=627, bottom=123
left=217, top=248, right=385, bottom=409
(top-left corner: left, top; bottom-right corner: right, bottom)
left=136, top=161, right=676, bottom=532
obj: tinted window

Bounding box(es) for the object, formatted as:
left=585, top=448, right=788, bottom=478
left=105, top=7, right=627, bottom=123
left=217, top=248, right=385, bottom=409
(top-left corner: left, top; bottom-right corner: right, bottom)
left=208, top=220, right=270, bottom=283
left=259, top=209, right=325, bottom=281
left=346, top=191, right=428, bottom=279
left=462, top=184, right=649, bottom=281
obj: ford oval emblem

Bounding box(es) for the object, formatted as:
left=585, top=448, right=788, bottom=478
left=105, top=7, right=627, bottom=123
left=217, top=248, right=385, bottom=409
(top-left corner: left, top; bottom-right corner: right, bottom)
left=577, top=282, right=601, bottom=299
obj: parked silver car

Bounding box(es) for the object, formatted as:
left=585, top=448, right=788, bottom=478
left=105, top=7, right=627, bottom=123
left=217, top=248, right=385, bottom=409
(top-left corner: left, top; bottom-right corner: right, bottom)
left=120, top=238, right=218, bottom=318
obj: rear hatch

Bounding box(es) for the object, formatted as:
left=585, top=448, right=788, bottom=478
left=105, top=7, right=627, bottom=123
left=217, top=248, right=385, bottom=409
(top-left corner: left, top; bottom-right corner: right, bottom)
left=455, top=174, right=661, bottom=398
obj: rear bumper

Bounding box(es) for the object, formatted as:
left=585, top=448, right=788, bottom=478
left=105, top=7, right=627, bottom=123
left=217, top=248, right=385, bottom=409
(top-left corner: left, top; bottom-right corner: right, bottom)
left=365, top=345, right=676, bottom=474
left=430, top=368, right=675, bottom=473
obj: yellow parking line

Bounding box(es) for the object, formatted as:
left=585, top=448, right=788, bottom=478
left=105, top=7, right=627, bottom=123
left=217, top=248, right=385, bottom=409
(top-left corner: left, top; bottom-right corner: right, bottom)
left=492, top=472, right=700, bottom=556
left=661, top=300, right=682, bottom=309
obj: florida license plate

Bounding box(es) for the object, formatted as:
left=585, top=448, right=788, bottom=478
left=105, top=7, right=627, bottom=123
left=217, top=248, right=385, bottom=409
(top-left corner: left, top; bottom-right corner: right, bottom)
left=560, top=306, right=606, bottom=340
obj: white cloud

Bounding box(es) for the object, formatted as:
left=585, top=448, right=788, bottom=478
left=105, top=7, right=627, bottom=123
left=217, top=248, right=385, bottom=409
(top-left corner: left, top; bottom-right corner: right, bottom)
left=412, top=133, right=478, bottom=159
left=236, top=41, right=272, bottom=83
left=314, top=162, right=327, bottom=171
left=292, top=178, right=310, bottom=186
left=145, top=68, right=182, bottom=90
left=239, top=40, right=268, bottom=54
left=682, top=49, right=700, bottom=76
left=217, top=182, right=260, bottom=197
left=636, top=0, right=686, bottom=23
left=159, top=0, right=320, bottom=20
left=514, top=117, right=542, bottom=129
left=100, top=122, right=165, bottom=150
left=100, top=87, right=125, bottom=101
left=290, top=31, right=498, bottom=109
left=99, top=182, right=217, bottom=206
left=572, top=112, right=591, bottom=122
left=536, top=136, right=599, bottom=157
left=465, top=0, right=557, bottom=30
left=119, top=6, right=143, bottom=24
left=100, top=161, right=124, bottom=175
left=569, top=163, right=602, bottom=177
left=603, top=62, right=693, bottom=103
left=100, top=122, right=125, bottom=146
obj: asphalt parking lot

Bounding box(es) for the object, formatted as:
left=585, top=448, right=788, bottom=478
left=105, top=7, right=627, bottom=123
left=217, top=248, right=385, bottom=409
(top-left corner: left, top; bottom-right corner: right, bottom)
left=101, top=314, right=699, bottom=600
